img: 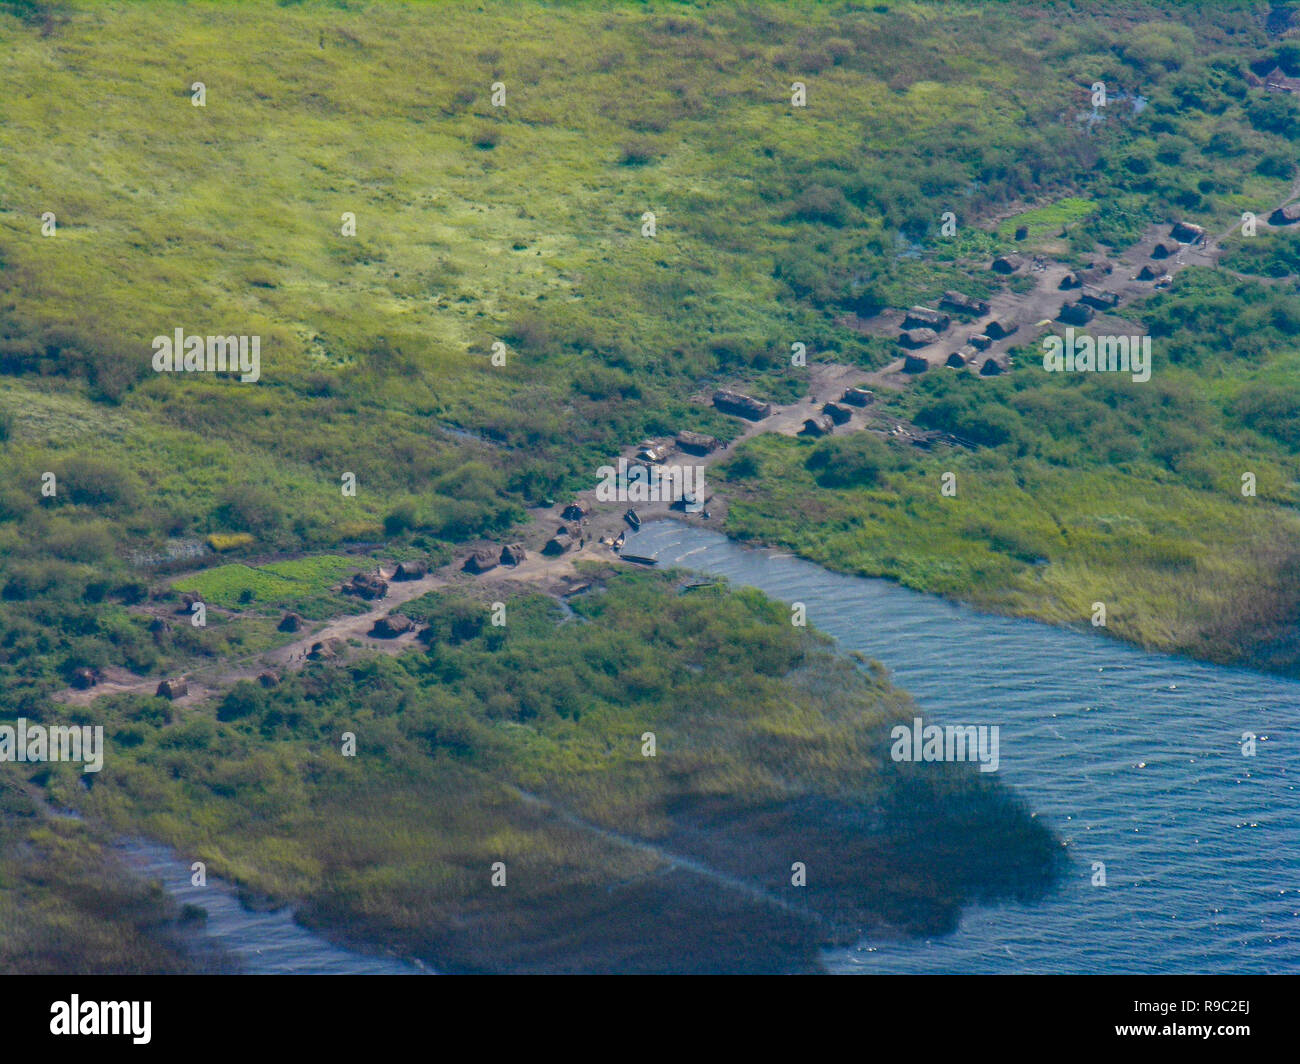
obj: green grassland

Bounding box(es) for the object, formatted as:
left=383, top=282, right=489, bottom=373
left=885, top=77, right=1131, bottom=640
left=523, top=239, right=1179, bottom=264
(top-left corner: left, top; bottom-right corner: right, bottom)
left=2, top=0, right=1299, bottom=699
left=4, top=0, right=1300, bottom=969
left=722, top=267, right=1300, bottom=672
left=171, top=554, right=360, bottom=615
left=26, top=569, right=1061, bottom=972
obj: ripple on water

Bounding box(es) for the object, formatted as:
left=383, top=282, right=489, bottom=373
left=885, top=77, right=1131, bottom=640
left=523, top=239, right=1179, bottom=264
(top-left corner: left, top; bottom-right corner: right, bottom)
left=627, top=521, right=1300, bottom=974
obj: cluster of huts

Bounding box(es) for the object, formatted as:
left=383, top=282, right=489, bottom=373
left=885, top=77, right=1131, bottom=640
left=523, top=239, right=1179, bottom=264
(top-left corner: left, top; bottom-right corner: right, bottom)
left=464, top=541, right=528, bottom=571
left=799, top=385, right=875, bottom=436
left=1130, top=221, right=1204, bottom=288
left=887, top=286, right=1011, bottom=376
left=1058, top=263, right=1120, bottom=325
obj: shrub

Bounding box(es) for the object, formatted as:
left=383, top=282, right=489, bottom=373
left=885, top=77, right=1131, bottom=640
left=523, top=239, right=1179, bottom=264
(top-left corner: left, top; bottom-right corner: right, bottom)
left=805, top=434, right=893, bottom=489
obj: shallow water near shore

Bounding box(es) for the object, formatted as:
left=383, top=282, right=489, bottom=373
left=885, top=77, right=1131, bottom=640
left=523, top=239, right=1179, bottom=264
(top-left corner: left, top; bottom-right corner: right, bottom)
left=115, top=838, right=424, bottom=975
left=118, top=521, right=1298, bottom=973
left=626, top=520, right=1300, bottom=973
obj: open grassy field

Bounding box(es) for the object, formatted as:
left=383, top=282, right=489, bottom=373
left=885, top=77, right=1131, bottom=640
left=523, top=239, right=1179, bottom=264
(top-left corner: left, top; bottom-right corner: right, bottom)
left=4, top=0, right=1300, bottom=971
left=171, top=555, right=359, bottom=615
left=1, top=0, right=1298, bottom=695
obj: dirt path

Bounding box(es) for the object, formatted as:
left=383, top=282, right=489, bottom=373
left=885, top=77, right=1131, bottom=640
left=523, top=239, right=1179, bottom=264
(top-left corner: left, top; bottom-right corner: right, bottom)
left=856, top=179, right=1300, bottom=380
left=59, top=185, right=1300, bottom=710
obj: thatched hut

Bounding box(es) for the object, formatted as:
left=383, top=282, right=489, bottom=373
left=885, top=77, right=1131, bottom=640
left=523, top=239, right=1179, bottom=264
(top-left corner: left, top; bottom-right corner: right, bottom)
left=675, top=430, right=720, bottom=455
left=71, top=666, right=100, bottom=690
left=1058, top=301, right=1094, bottom=326
left=371, top=614, right=415, bottom=638
left=712, top=390, right=772, bottom=420
left=940, top=290, right=990, bottom=315
left=343, top=572, right=388, bottom=600
left=991, top=254, right=1025, bottom=274
left=968, top=333, right=992, bottom=350
left=985, top=318, right=1019, bottom=340
left=1151, top=238, right=1181, bottom=259
left=903, top=306, right=950, bottom=331
left=945, top=351, right=969, bottom=368
left=900, top=327, right=939, bottom=348
left=902, top=354, right=929, bottom=373
left=1270, top=204, right=1300, bottom=226
left=463, top=549, right=499, bottom=574
left=1170, top=221, right=1205, bottom=243
left=258, top=671, right=280, bottom=688
left=156, top=677, right=188, bottom=700
left=393, top=560, right=428, bottom=581
left=278, top=612, right=303, bottom=633
left=1080, top=285, right=1119, bottom=310
left=1137, top=263, right=1162, bottom=281
left=543, top=531, right=574, bottom=555
left=500, top=543, right=527, bottom=566
left=841, top=386, right=874, bottom=406
left=979, top=358, right=1004, bottom=376
left=561, top=503, right=589, bottom=521
left=799, top=416, right=835, bottom=437
left=822, top=401, right=852, bottom=424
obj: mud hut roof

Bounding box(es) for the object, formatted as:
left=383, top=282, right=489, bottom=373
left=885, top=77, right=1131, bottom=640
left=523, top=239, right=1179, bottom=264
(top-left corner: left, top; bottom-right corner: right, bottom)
left=900, top=327, right=939, bottom=348
left=675, top=430, right=719, bottom=454
left=463, top=549, right=499, bottom=573
left=543, top=532, right=574, bottom=555
left=903, top=306, right=950, bottom=330
left=712, top=390, right=772, bottom=420
left=393, top=559, right=428, bottom=580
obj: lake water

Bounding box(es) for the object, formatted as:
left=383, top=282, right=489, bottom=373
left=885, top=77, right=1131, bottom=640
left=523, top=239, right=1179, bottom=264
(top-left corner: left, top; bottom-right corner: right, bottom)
left=624, top=521, right=1300, bottom=974
left=116, top=839, right=423, bottom=975
left=123, top=521, right=1297, bottom=973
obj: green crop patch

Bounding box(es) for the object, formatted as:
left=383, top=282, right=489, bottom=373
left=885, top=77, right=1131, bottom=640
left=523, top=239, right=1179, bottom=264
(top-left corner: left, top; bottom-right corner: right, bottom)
left=172, top=555, right=358, bottom=616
